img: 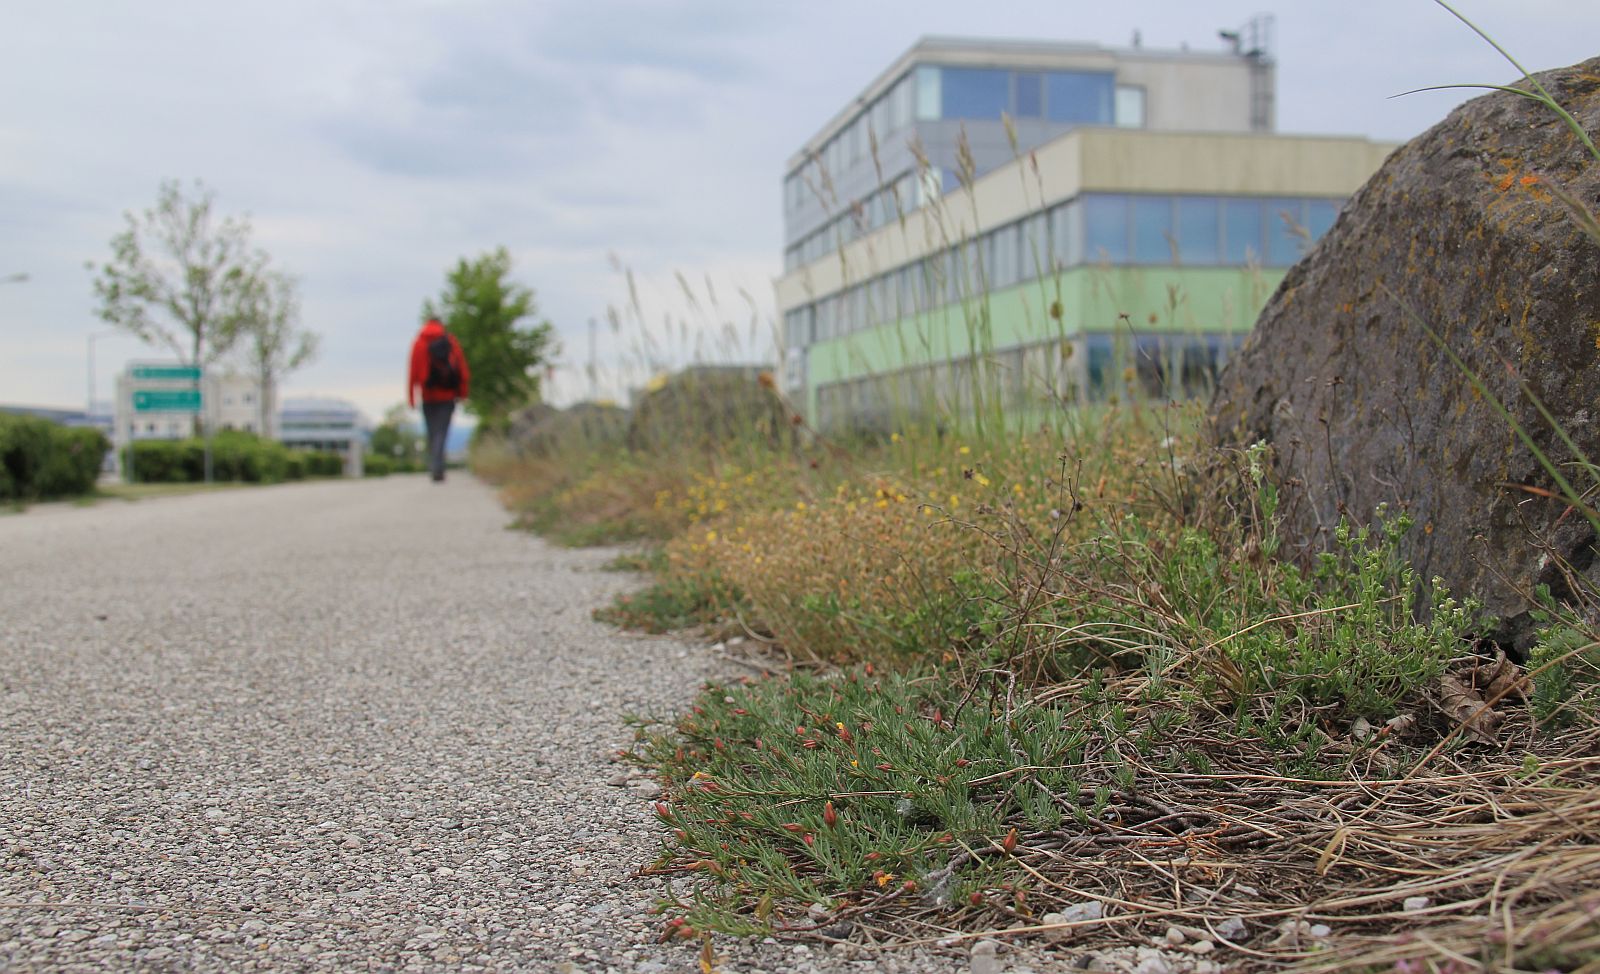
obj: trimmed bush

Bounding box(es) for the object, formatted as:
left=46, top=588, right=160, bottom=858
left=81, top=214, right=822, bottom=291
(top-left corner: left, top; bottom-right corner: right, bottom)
left=0, top=414, right=108, bottom=501
left=126, top=432, right=346, bottom=484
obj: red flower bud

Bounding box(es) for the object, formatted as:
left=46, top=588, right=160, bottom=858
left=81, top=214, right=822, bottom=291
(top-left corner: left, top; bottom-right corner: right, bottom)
left=1002, top=827, right=1018, bottom=854
left=823, top=801, right=838, bottom=828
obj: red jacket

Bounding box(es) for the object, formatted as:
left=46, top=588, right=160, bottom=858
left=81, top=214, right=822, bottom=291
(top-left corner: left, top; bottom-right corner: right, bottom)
left=408, top=320, right=470, bottom=406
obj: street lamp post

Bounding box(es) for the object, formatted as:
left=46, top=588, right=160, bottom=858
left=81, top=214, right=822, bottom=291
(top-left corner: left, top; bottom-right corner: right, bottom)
left=87, top=329, right=121, bottom=477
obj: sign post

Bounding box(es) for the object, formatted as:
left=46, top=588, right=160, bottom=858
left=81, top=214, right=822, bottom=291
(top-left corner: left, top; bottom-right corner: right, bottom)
left=126, top=364, right=204, bottom=484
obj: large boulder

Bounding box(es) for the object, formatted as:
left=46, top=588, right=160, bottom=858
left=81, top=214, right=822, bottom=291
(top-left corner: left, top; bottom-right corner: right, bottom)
left=1211, top=58, right=1600, bottom=648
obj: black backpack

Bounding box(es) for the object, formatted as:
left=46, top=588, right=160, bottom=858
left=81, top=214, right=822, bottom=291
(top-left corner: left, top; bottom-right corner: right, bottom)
left=424, top=334, right=460, bottom=391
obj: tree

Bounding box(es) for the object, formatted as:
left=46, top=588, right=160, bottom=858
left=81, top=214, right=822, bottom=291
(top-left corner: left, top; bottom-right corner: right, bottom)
left=423, top=247, right=557, bottom=432
left=369, top=404, right=424, bottom=468
left=90, top=179, right=265, bottom=433
left=239, top=269, right=319, bottom=436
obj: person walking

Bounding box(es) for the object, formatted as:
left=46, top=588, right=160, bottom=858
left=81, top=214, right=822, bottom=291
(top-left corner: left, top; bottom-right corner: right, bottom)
left=408, top=317, right=470, bottom=482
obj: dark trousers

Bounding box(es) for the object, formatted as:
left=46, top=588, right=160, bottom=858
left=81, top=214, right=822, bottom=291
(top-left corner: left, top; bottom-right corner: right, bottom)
left=422, top=400, right=455, bottom=480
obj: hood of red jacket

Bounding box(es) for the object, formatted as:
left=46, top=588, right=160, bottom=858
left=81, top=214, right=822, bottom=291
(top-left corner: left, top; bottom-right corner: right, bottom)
left=419, top=319, right=447, bottom=339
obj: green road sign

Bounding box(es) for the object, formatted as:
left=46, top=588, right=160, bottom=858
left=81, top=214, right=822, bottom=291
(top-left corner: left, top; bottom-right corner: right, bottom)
left=131, top=364, right=202, bottom=381
left=133, top=389, right=202, bottom=412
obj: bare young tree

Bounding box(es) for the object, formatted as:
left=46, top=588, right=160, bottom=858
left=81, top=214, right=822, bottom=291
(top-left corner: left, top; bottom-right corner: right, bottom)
left=239, top=269, right=319, bottom=437
left=90, top=179, right=263, bottom=434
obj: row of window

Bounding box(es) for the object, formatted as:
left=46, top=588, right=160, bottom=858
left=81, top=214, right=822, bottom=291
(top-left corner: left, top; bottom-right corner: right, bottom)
left=810, top=332, right=1245, bottom=430
left=785, top=171, right=929, bottom=271
left=785, top=73, right=918, bottom=216
left=784, top=65, right=1148, bottom=219
left=783, top=193, right=1342, bottom=347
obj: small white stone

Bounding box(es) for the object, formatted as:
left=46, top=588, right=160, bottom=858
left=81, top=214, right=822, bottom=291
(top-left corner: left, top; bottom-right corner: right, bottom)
left=970, top=939, right=1001, bottom=974
left=1403, top=896, right=1431, bottom=913
left=1309, top=924, right=1332, bottom=939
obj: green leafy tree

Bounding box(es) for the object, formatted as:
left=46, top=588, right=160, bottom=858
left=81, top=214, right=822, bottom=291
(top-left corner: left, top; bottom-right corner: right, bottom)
left=90, top=179, right=264, bottom=432
left=239, top=269, right=319, bottom=436
left=423, top=247, right=557, bottom=432
left=370, top=404, right=424, bottom=467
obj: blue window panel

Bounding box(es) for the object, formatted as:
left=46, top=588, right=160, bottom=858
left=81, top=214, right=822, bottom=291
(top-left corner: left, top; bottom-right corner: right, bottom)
left=1051, top=200, right=1083, bottom=268
left=915, top=66, right=942, bottom=120
left=941, top=168, right=962, bottom=194
left=1046, top=72, right=1114, bottom=124
left=1308, top=199, right=1339, bottom=241
left=1266, top=198, right=1306, bottom=265
left=1084, top=195, right=1129, bottom=263
left=941, top=68, right=1011, bottom=121
left=1132, top=196, right=1173, bottom=264
left=1015, top=72, right=1043, bottom=118
left=1223, top=199, right=1263, bottom=264
left=1176, top=197, right=1220, bottom=264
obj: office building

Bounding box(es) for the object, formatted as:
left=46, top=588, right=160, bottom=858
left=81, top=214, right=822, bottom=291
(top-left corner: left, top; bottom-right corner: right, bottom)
left=776, top=23, right=1396, bottom=430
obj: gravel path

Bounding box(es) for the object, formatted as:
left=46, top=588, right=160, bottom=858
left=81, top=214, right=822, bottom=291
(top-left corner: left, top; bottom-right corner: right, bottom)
left=0, top=477, right=981, bottom=973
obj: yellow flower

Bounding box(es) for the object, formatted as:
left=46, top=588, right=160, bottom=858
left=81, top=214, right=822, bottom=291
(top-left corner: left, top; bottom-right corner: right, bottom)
left=875, top=499, right=889, bottom=509
left=958, top=446, right=971, bottom=455
left=975, top=473, right=991, bottom=487
left=949, top=494, right=960, bottom=508
left=795, top=501, right=808, bottom=511
left=891, top=432, right=901, bottom=443
left=705, top=530, right=717, bottom=543
left=1013, top=483, right=1025, bottom=496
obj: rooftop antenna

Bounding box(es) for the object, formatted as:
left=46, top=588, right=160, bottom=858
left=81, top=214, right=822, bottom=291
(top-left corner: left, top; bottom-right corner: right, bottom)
left=1219, top=14, right=1276, bottom=131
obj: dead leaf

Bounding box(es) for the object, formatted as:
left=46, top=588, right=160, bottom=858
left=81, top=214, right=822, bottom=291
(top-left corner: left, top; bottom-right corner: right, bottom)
left=1439, top=674, right=1502, bottom=746
left=1475, top=649, right=1531, bottom=706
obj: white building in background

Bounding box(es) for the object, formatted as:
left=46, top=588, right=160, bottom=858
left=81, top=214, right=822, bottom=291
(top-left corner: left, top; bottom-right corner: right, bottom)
left=110, top=362, right=370, bottom=477
left=279, top=397, right=367, bottom=477
left=113, top=363, right=267, bottom=445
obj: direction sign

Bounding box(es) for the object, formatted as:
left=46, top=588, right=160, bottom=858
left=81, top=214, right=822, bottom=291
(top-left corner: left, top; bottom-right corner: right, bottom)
left=131, top=364, right=203, bottom=381
left=133, top=389, right=202, bottom=412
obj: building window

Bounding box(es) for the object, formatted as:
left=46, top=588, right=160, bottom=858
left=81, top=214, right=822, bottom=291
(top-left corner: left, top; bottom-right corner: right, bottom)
left=1046, top=71, right=1114, bottom=124
left=915, top=65, right=941, bottom=121
left=1308, top=199, right=1339, bottom=241
left=941, top=67, right=1010, bottom=121
left=1176, top=197, right=1221, bottom=264
left=1015, top=72, right=1044, bottom=118
left=1084, top=195, right=1129, bottom=262
left=1132, top=196, right=1174, bottom=263
left=1115, top=85, right=1147, bottom=128
left=890, top=73, right=914, bottom=132
left=1266, top=199, right=1307, bottom=265
left=1223, top=198, right=1263, bottom=263
left=988, top=224, right=1020, bottom=289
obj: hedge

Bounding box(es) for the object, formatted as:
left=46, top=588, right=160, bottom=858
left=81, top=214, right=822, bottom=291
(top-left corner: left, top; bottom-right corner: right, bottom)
left=0, top=414, right=109, bottom=501
left=125, top=432, right=344, bottom=484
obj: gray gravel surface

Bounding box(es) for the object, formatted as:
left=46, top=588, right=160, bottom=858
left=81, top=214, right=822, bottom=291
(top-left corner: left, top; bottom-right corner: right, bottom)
left=0, top=477, right=1006, bottom=973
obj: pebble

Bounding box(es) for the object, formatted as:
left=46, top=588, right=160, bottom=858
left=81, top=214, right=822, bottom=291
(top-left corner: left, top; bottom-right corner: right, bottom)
left=1403, top=896, right=1432, bottom=912
left=969, top=939, right=1001, bottom=974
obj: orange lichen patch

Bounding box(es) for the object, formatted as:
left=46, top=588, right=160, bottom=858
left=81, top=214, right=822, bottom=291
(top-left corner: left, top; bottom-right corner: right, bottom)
left=1519, top=174, right=1540, bottom=187
left=1496, top=173, right=1516, bottom=192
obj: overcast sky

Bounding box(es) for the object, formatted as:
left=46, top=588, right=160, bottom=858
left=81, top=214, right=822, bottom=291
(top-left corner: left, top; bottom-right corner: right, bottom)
left=3, top=1, right=1597, bottom=422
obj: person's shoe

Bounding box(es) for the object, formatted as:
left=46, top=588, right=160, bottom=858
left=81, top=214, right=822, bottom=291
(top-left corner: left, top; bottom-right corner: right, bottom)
left=432, top=472, right=445, bottom=482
